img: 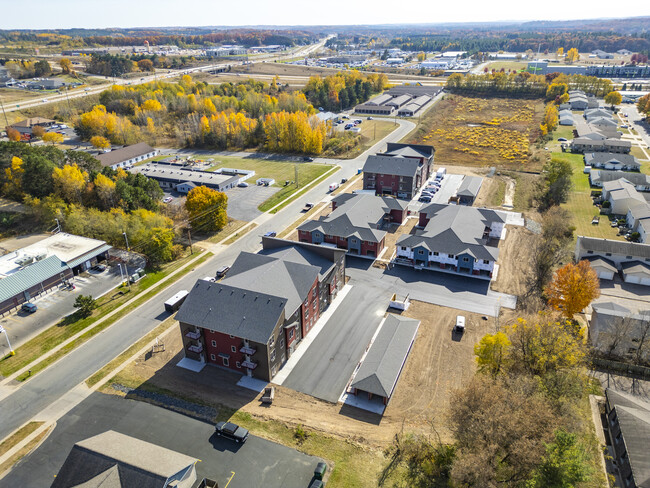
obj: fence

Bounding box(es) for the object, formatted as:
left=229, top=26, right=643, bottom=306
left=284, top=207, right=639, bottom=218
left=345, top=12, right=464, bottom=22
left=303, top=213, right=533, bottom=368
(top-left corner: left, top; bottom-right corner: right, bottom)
left=591, top=357, right=650, bottom=380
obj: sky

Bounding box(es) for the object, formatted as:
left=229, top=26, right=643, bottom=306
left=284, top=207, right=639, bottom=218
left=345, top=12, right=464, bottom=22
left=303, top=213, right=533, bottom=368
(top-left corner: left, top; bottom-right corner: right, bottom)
left=1, top=0, right=650, bottom=29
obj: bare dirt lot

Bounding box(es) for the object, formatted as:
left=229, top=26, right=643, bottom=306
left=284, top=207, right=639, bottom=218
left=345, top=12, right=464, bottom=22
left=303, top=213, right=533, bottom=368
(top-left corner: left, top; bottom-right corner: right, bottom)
left=491, top=224, right=537, bottom=298
left=105, top=300, right=496, bottom=448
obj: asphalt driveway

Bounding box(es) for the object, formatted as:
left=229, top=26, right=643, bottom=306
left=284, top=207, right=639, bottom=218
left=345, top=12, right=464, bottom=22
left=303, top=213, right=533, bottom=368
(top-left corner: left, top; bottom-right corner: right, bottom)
left=225, top=185, right=278, bottom=221
left=1, top=392, right=321, bottom=488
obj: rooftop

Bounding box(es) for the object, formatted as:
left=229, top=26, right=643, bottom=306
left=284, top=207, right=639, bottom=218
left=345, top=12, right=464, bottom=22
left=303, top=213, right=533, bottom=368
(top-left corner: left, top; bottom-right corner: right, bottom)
left=133, top=164, right=237, bottom=188
left=97, top=142, right=155, bottom=167
left=577, top=235, right=650, bottom=260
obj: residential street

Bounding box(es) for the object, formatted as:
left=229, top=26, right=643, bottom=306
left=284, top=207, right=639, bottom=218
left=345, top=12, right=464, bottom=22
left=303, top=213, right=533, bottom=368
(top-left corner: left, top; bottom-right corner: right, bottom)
left=0, top=118, right=416, bottom=441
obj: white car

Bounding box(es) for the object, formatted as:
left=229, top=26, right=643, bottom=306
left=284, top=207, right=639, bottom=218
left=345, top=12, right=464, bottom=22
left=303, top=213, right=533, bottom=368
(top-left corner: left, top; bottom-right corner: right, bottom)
left=163, top=196, right=173, bottom=203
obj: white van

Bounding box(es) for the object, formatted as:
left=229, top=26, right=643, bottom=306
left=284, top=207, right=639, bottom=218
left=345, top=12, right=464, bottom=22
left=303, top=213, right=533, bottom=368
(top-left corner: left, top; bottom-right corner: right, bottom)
left=455, top=315, right=466, bottom=333
left=328, top=182, right=339, bottom=192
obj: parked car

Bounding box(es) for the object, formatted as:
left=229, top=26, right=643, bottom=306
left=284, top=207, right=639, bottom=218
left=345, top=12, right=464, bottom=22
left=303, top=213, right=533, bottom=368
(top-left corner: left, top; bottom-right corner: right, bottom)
left=303, top=156, right=314, bottom=162
left=367, top=116, right=374, bottom=120
left=328, top=182, right=340, bottom=192
left=21, top=302, right=37, bottom=313
left=214, top=421, right=249, bottom=443
left=302, top=202, right=314, bottom=212
left=314, top=462, right=328, bottom=480
left=341, top=178, right=347, bottom=184
left=163, top=196, right=173, bottom=203
left=419, top=196, right=432, bottom=203
left=91, top=264, right=107, bottom=272
left=237, top=182, right=249, bottom=188
left=216, top=265, right=230, bottom=278
left=557, top=137, right=568, bottom=142
left=264, top=231, right=277, bottom=237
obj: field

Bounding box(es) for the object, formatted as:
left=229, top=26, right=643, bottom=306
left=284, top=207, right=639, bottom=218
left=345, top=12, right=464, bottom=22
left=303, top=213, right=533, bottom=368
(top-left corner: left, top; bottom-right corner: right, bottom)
left=325, top=119, right=396, bottom=159
left=403, top=94, right=545, bottom=169
left=556, top=152, right=625, bottom=241
left=484, top=60, right=528, bottom=71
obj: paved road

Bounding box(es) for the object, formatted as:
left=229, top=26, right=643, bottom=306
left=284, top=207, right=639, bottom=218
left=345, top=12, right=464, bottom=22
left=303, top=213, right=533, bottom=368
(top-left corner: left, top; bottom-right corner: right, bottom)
left=0, top=392, right=321, bottom=488
left=0, top=118, right=416, bottom=441
left=282, top=279, right=390, bottom=402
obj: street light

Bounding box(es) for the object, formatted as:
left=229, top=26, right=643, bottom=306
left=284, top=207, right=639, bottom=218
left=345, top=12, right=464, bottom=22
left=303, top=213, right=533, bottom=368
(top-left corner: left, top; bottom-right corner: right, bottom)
left=0, top=325, right=15, bottom=356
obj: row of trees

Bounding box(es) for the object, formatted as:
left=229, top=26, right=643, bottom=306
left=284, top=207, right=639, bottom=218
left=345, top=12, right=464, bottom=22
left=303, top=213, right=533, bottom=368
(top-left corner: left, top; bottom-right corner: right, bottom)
left=1, top=58, right=52, bottom=78
left=638, top=93, right=650, bottom=118
left=303, top=71, right=389, bottom=111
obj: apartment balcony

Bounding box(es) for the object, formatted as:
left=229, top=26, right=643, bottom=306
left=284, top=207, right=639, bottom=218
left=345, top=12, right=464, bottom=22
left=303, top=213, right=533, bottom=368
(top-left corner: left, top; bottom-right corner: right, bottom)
left=187, top=343, right=203, bottom=354
left=241, top=360, right=258, bottom=369
left=240, top=345, right=256, bottom=355
left=185, top=330, right=201, bottom=340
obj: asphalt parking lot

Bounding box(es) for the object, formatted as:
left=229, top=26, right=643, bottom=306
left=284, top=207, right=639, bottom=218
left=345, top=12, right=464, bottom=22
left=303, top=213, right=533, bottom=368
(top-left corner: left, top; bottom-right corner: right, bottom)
left=281, top=280, right=390, bottom=402
left=1, top=392, right=322, bottom=488
left=225, top=185, right=278, bottom=221
left=0, top=267, right=123, bottom=356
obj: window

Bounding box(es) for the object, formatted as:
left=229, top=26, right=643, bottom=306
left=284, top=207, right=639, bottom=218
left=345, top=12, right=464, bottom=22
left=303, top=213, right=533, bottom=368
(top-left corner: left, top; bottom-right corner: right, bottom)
left=433, top=251, right=439, bottom=256
left=231, top=345, right=236, bottom=353
left=449, top=254, right=454, bottom=259
left=269, top=336, right=275, bottom=348
left=606, top=253, right=612, bottom=256
left=401, top=246, right=407, bottom=251
left=483, top=259, right=490, bottom=264
left=626, top=255, right=633, bottom=259
left=289, top=329, right=294, bottom=340
left=280, top=337, right=285, bottom=348
left=210, top=354, right=216, bottom=361
left=236, top=361, right=241, bottom=368
left=587, top=250, right=594, bottom=254
left=211, top=340, right=216, bottom=347
left=463, top=257, right=469, bottom=262
left=222, top=357, right=229, bottom=367
left=271, top=350, right=276, bottom=362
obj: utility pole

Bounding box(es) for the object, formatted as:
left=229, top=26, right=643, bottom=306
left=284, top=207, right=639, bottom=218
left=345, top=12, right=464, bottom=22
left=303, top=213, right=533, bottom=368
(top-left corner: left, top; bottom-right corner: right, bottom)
left=187, top=228, right=193, bottom=254
left=0, top=94, right=8, bottom=127
left=295, top=163, right=299, bottom=188
left=122, top=232, right=130, bottom=251
left=0, top=325, right=15, bottom=356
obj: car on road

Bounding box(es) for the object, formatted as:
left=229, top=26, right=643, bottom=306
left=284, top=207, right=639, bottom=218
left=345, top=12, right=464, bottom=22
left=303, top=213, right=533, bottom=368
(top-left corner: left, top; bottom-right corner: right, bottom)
left=302, top=202, right=314, bottom=212
left=303, top=156, right=314, bottom=162
left=264, top=231, right=277, bottom=237
left=42, top=99, right=47, bottom=103
left=367, top=116, right=374, bottom=120
left=215, top=421, right=249, bottom=443
left=163, top=196, right=173, bottom=203
left=237, top=182, right=249, bottom=188
left=21, top=302, right=37, bottom=313
left=216, top=265, right=231, bottom=278
left=419, top=195, right=432, bottom=203
left=621, top=124, right=629, bottom=129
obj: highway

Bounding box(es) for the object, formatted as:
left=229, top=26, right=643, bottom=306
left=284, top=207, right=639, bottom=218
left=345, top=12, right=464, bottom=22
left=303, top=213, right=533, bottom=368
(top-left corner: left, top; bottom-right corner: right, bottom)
left=0, top=118, right=415, bottom=441
left=1, top=37, right=329, bottom=115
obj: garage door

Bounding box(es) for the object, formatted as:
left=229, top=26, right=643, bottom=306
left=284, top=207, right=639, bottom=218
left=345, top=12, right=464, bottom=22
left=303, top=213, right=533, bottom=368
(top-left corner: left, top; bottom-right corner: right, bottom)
left=641, top=277, right=650, bottom=286
left=625, top=275, right=641, bottom=284
left=598, top=270, right=614, bottom=280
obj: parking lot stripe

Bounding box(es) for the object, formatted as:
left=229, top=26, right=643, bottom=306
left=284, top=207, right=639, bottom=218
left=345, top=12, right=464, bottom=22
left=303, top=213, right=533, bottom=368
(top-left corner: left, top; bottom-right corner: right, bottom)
left=224, top=471, right=235, bottom=488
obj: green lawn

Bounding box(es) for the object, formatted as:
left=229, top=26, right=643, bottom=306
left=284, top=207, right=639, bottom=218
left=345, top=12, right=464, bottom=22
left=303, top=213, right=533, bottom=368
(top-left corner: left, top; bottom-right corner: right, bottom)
left=555, top=152, right=625, bottom=241
left=485, top=60, right=528, bottom=71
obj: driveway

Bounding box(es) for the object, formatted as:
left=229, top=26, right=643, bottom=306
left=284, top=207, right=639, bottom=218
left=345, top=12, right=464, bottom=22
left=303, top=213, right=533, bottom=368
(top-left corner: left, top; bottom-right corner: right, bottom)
left=281, top=281, right=390, bottom=403
left=0, top=392, right=321, bottom=488
left=225, top=185, right=278, bottom=221
left=0, top=266, right=123, bottom=356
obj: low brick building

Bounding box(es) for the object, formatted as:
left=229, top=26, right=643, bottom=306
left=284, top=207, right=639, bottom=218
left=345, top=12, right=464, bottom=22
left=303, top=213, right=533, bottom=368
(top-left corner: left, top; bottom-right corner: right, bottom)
left=297, top=193, right=408, bottom=258
left=176, top=239, right=346, bottom=381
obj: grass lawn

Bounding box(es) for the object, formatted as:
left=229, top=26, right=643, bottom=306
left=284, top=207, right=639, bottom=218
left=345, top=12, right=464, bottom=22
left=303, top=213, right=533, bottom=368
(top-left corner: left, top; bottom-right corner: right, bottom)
left=630, top=145, right=650, bottom=161
left=324, top=120, right=396, bottom=159
left=0, top=421, right=44, bottom=456
left=555, top=152, right=625, bottom=241
left=485, top=61, right=528, bottom=71
left=204, top=219, right=248, bottom=243
left=0, top=251, right=210, bottom=380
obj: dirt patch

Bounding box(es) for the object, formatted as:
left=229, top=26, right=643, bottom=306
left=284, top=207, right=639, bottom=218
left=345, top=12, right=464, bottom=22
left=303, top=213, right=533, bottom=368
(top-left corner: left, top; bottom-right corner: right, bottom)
left=490, top=225, right=537, bottom=297
left=0, top=232, right=51, bottom=255
left=384, top=302, right=496, bottom=440
left=382, top=218, right=418, bottom=260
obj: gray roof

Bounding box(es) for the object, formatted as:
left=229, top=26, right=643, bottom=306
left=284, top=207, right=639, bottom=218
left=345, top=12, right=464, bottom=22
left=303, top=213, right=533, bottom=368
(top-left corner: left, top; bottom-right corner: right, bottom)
left=363, top=154, right=421, bottom=178
left=223, top=251, right=320, bottom=314
left=350, top=314, right=420, bottom=398
left=176, top=279, right=287, bottom=343
left=97, top=143, right=155, bottom=167
left=621, top=260, right=650, bottom=277
left=585, top=152, right=641, bottom=168
left=51, top=430, right=197, bottom=488
left=577, top=236, right=650, bottom=260
left=456, top=176, right=483, bottom=198
left=605, top=389, right=650, bottom=487
left=385, top=142, right=434, bottom=159
left=590, top=170, right=650, bottom=187
left=628, top=205, right=650, bottom=221
left=134, top=164, right=239, bottom=189
left=584, top=255, right=617, bottom=272
left=259, top=245, right=336, bottom=280
left=398, top=204, right=504, bottom=261
left=589, top=117, right=618, bottom=127
left=604, top=179, right=646, bottom=206
left=592, top=301, right=632, bottom=316
left=0, top=256, right=70, bottom=302
left=298, top=194, right=407, bottom=244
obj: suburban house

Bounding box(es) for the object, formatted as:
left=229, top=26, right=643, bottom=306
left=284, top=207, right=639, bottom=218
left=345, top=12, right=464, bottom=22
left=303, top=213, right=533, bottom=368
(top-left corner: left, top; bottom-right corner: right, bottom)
left=7, top=117, right=56, bottom=137
left=586, top=153, right=640, bottom=171
left=603, top=389, right=650, bottom=488
left=362, top=143, right=435, bottom=199
left=575, top=236, right=650, bottom=285
left=568, top=90, right=598, bottom=110
left=51, top=430, right=198, bottom=488
left=97, top=142, right=157, bottom=170
left=0, top=233, right=111, bottom=315
left=571, top=137, right=631, bottom=154
left=590, top=170, right=650, bottom=190
left=297, top=193, right=408, bottom=258
left=590, top=302, right=650, bottom=362
left=602, top=179, right=647, bottom=215
left=395, top=204, right=505, bottom=278
left=455, top=176, right=483, bottom=205
left=349, top=314, right=420, bottom=407
left=176, top=239, right=346, bottom=381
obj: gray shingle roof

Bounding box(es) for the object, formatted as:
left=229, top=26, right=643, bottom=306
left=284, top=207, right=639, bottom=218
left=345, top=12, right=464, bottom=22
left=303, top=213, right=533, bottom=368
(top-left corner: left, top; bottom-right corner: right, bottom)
left=398, top=204, right=504, bottom=261
left=385, top=142, right=435, bottom=159
left=586, top=153, right=639, bottom=168
left=590, top=170, right=650, bottom=187
left=0, top=256, right=70, bottom=302
left=51, top=430, right=197, bottom=488
left=259, top=245, right=336, bottom=280
left=605, top=389, right=650, bottom=488
left=363, top=155, right=421, bottom=178
left=456, top=176, right=483, bottom=198
left=350, top=314, right=420, bottom=398
left=621, top=260, right=650, bottom=277
left=298, top=194, right=406, bottom=244
left=577, top=236, right=650, bottom=260
left=176, top=279, right=286, bottom=344
left=584, top=255, right=617, bottom=272
left=97, top=142, right=155, bottom=167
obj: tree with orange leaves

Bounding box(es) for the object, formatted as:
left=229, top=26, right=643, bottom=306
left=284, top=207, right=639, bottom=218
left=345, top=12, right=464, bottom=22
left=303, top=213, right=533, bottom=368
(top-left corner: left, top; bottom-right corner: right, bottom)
left=545, top=260, right=600, bottom=319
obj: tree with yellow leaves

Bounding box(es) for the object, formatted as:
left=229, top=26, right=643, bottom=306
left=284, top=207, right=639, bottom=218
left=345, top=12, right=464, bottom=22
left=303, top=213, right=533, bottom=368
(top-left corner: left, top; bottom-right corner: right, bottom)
left=565, top=48, right=580, bottom=64
left=474, top=332, right=511, bottom=377
left=141, top=99, right=163, bottom=112
left=604, top=91, right=622, bottom=109
left=59, top=57, right=73, bottom=74
left=542, top=103, right=559, bottom=132
left=556, top=47, right=564, bottom=57
left=90, top=135, right=111, bottom=150
left=545, top=260, right=600, bottom=319
left=185, top=185, right=228, bottom=232
left=42, top=132, right=64, bottom=145
left=6, top=127, right=21, bottom=142
left=52, top=164, right=88, bottom=204
left=3, top=156, right=24, bottom=199
left=93, top=173, right=116, bottom=209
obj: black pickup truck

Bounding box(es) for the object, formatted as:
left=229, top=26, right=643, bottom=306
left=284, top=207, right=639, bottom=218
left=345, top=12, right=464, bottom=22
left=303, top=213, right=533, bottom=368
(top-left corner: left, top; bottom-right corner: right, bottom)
left=215, top=422, right=249, bottom=443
